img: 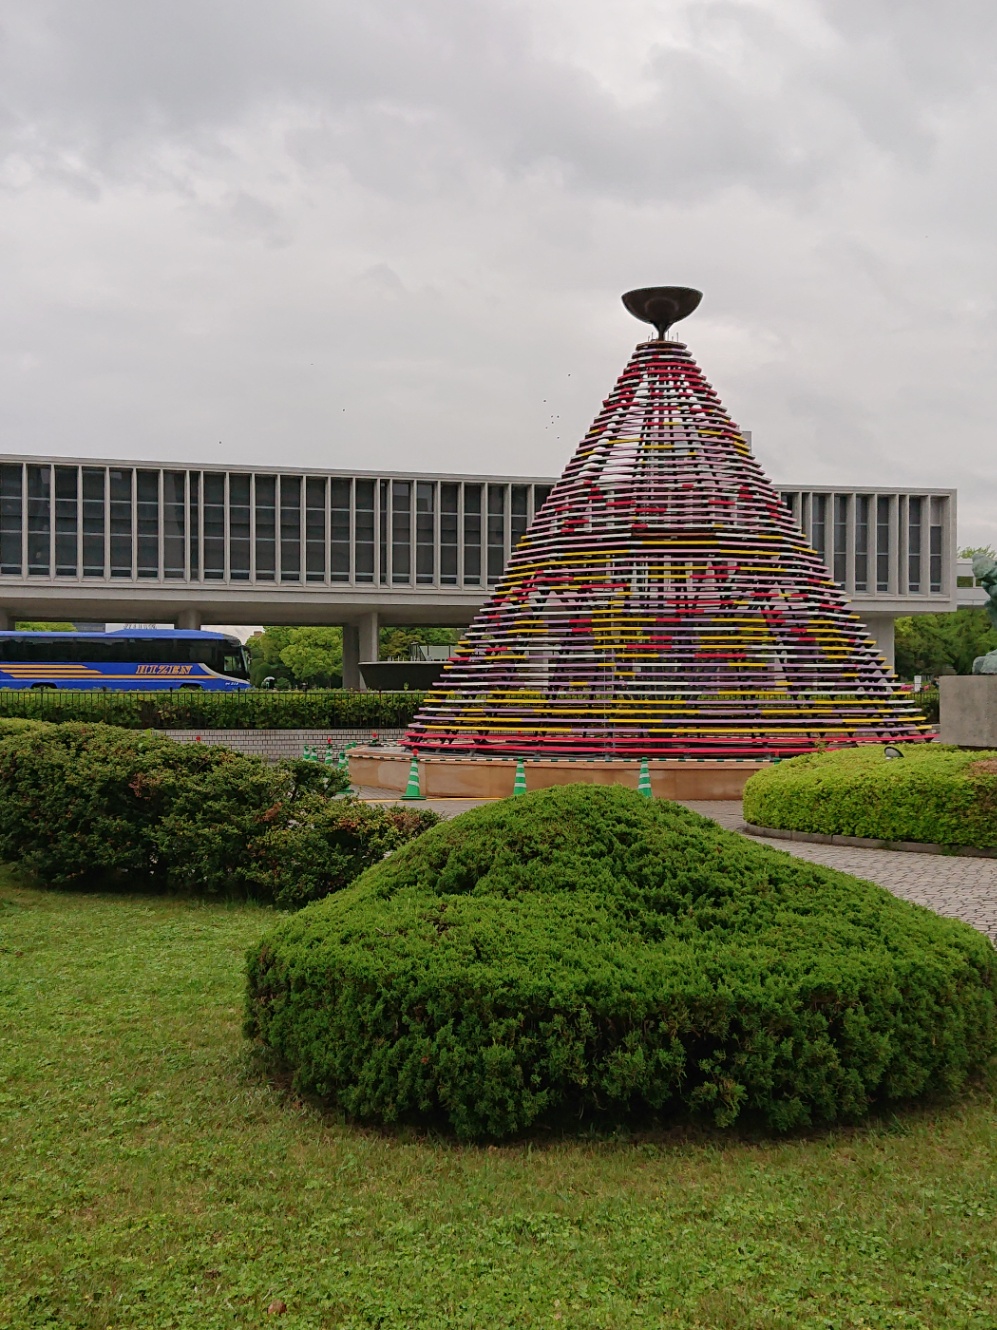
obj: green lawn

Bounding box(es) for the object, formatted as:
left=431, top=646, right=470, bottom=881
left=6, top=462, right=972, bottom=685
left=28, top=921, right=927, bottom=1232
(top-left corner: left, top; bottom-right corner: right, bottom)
left=2, top=882, right=997, bottom=1329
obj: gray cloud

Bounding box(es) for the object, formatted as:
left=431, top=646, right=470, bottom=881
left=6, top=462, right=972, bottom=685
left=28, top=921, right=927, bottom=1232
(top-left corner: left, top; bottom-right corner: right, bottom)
left=1, top=0, right=996, bottom=545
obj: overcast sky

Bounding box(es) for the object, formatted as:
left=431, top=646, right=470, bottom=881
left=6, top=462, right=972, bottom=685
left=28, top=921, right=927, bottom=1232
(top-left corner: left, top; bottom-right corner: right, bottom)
left=2, top=0, right=996, bottom=545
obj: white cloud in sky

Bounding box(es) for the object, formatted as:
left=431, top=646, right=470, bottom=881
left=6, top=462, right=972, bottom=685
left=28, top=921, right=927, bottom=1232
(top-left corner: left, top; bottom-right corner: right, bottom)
left=1, top=0, right=996, bottom=543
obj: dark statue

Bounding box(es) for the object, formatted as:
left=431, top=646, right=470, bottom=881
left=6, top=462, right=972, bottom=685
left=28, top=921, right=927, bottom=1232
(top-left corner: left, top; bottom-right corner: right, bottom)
left=972, top=552, right=997, bottom=673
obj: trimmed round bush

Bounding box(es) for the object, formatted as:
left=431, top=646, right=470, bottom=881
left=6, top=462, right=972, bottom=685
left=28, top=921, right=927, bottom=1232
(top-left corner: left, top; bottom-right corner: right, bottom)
left=251, top=797, right=440, bottom=910
left=245, top=785, right=997, bottom=1140
left=743, top=744, right=997, bottom=849
left=0, top=722, right=344, bottom=892
left=0, top=722, right=436, bottom=903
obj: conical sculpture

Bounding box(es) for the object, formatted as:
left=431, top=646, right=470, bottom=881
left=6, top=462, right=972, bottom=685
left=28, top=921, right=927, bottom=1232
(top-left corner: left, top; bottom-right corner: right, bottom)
left=406, top=288, right=929, bottom=759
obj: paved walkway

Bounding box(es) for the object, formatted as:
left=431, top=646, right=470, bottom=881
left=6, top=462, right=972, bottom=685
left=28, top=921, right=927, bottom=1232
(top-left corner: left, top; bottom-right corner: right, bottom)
left=357, top=787, right=997, bottom=943
left=684, top=801, right=997, bottom=942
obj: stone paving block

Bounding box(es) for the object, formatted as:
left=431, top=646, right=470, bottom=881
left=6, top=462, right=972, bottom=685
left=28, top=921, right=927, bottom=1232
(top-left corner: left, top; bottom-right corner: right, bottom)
left=684, top=800, right=997, bottom=943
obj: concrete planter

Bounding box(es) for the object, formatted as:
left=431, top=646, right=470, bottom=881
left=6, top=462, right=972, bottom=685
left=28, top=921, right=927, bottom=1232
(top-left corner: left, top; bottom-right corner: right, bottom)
left=938, top=677, right=997, bottom=748
left=348, top=745, right=771, bottom=800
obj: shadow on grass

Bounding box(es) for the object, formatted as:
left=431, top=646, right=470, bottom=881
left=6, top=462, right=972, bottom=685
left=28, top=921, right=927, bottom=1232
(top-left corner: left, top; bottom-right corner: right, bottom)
left=241, top=1034, right=997, bottom=1157
left=0, top=860, right=285, bottom=909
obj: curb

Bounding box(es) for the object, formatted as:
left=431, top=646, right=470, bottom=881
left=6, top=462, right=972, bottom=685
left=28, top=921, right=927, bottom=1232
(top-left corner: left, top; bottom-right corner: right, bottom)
left=741, top=822, right=997, bottom=860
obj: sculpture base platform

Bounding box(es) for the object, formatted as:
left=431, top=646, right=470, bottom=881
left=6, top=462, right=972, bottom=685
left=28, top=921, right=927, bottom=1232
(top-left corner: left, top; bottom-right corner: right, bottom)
left=939, top=676, right=997, bottom=748
left=348, top=746, right=772, bottom=800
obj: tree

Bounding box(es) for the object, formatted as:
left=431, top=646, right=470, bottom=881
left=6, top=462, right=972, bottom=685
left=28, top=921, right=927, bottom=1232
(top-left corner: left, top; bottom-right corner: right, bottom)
left=894, top=609, right=997, bottom=678
left=276, top=627, right=344, bottom=688
left=959, top=546, right=997, bottom=561
left=14, top=621, right=76, bottom=631
left=378, top=626, right=460, bottom=659
left=247, top=625, right=463, bottom=689
left=246, top=626, right=342, bottom=688
left=247, top=626, right=298, bottom=688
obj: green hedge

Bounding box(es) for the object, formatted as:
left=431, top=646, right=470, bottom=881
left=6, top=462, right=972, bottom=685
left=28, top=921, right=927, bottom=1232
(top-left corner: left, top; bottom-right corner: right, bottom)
left=0, top=723, right=437, bottom=902
left=743, top=744, right=997, bottom=848
left=0, top=689, right=426, bottom=731
left=0, top=717, right=50, bottom=736
left=916, top=688, right=939, bottom=725
left=245, top=785, right=997, bottom=1140
left=251, top=797, right=439, bottom=911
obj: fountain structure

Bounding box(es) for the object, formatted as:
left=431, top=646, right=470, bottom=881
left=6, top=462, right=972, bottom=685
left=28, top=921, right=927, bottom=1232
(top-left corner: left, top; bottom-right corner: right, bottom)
left=351, top=287, right=928, bottom=798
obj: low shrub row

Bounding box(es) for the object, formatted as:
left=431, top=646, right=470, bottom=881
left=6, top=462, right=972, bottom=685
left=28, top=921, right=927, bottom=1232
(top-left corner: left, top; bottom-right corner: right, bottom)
left=0, top=688, right=427, bottom=730
left=743, top=743, right=997, bottom=848
left=915, top=688, right=939, bottom=724
left=0, top=723, right=437, bottom=906
left=245, top=785, right=997, bottom=1140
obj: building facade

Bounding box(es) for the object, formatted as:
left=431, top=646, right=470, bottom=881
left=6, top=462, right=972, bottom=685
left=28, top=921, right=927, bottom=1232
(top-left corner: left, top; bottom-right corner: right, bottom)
left=0, top=456, right=958, bottom=683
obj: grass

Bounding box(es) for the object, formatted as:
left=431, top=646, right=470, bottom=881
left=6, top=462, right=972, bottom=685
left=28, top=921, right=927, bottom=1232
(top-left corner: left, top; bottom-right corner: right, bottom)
left=2, top=883, right=997, bottom=1329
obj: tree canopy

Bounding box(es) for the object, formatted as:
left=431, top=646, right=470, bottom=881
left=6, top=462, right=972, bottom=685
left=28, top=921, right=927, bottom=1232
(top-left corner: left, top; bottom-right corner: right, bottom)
left=247, top=625, right=460, bottom=688
left=13, top=622, right=76, bottom=631
left=894, top=609, right=997, bottom=679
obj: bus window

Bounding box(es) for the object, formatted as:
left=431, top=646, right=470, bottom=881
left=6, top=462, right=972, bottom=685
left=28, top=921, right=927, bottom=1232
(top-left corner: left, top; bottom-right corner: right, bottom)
left=0, top=632, right=251, bottom=690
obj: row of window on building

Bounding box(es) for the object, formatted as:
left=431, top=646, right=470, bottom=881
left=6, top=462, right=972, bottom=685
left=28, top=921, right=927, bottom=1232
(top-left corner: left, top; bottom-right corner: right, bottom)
left=781, top=491, right=947, bottom=595
left=0, top=465, right=949, bottom=596
left=0, top=466, right=553, bottom=587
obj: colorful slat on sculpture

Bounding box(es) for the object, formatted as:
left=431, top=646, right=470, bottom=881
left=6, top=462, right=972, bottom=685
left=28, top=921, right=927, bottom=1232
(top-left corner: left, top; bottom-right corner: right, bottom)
left=405, top=288, right=930, bottom=758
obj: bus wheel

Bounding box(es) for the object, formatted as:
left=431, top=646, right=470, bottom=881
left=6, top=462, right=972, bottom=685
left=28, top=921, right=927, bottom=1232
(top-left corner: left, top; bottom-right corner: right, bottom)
left=30, top=683, right=56, bottom=690
left=178, top=683, right=203, bottom=691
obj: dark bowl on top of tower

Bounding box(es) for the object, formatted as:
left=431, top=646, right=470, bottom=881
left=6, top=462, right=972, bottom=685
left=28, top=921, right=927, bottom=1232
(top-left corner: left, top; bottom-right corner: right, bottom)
left=622, top=286, right=703, bottom=340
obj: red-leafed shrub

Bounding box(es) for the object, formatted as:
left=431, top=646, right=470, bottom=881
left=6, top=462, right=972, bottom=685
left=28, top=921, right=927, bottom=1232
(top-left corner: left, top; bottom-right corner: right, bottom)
left=0, top=723, right=436, bottom=904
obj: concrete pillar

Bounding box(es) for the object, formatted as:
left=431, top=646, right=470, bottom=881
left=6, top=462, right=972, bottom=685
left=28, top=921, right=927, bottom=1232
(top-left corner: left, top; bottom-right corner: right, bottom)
left=861, top=612, right=895, bottom=671
left=176, top=608, right=201, bottom=630
left=342, top=613, right=379, bottom=690
left=342, top=624, right=361, bottom=691
left=358, top=611, right=379, bottom=665
left=0, top=610, right=11, bottom=630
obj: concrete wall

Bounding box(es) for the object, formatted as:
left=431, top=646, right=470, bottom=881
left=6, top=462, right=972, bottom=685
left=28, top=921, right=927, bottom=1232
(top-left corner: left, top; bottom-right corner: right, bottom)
left=158, top=727, right=405, bottom=761
left=938, top=677, right=997, bottom=748
left=861, top=612, right=896, bottom=670
left=349, top=746, right=769, bottom=800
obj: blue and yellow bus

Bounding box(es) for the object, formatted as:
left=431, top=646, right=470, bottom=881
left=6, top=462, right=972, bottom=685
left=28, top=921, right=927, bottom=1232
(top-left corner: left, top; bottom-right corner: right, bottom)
left=0, top=630, right=251, bottom=690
